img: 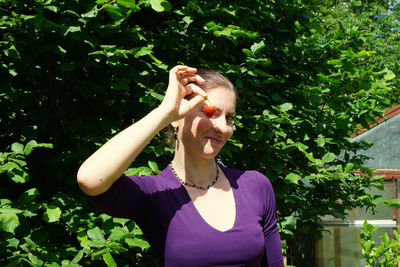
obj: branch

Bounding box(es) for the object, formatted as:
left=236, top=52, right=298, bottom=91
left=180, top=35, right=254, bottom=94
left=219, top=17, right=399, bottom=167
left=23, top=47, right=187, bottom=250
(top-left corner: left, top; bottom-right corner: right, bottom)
left=99, top=0, right=117, bottom=12
left=0, top=7, right=12, bottom=14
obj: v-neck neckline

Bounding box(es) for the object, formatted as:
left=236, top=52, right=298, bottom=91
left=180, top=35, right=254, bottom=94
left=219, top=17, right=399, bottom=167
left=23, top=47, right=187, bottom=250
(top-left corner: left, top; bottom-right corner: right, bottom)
left=169, top=164, right=238, bottom=233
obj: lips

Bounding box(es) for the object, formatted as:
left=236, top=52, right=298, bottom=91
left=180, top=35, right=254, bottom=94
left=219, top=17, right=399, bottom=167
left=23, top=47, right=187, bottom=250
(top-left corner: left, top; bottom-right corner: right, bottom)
left=206, top=136, right=224, bottom=145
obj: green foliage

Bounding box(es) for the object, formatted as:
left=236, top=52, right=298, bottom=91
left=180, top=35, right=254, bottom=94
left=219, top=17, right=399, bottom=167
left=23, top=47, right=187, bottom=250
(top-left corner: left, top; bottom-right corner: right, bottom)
left=357, top=220, right=400, bottom=267
left=1, top=0, right=399, bottom=265
left=0, top=144, right=157, bottom=266
left=322, top=1, right=400, bottom=105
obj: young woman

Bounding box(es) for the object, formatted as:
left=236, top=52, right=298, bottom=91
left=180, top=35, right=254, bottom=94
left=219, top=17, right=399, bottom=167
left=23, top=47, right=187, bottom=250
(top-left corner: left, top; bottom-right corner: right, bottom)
left=77, top=65, right=284, bottom=266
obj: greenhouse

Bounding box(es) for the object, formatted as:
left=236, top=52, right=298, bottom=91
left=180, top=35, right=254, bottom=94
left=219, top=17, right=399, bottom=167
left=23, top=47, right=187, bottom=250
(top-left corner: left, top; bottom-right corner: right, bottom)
left=316, top=105, right=400, bottom=266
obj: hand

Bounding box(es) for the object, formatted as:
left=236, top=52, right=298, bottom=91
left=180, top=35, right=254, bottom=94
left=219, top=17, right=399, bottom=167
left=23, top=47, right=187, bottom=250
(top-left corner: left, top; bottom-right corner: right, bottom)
left=160, top=65, right=207, bottom=122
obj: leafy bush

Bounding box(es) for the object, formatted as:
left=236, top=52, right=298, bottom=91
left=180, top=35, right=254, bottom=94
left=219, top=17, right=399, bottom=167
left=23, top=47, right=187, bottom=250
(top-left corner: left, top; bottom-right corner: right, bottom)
left=1, top=0, right=398, bottom=265
left=358, top=220, right=400, bottom=267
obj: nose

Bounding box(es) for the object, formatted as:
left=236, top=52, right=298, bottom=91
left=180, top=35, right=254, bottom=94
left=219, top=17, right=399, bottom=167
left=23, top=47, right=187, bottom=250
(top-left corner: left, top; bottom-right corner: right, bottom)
left=212, top=115, right=231, bottom=134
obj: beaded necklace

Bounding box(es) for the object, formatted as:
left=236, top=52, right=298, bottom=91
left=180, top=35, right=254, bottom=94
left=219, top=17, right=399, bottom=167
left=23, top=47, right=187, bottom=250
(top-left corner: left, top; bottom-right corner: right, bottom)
left=169, top=162, right=219, bottom=191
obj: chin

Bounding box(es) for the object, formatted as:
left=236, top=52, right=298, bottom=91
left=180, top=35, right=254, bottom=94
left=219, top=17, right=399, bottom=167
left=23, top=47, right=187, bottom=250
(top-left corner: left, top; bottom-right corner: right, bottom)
left=202, top=147, right=220, bottom=158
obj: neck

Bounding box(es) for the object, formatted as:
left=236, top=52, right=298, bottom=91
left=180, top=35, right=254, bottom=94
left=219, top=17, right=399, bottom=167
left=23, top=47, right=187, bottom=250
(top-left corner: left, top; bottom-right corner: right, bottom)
left=171, top=152, right=217, bottom=186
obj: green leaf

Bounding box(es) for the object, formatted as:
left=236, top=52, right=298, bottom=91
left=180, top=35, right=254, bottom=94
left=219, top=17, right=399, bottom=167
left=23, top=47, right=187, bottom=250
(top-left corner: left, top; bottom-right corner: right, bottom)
left=0, top=162, right=19, bottom=174
left=4, top=44, right=21, bottom=59
left=148, top=161, right=159, bottom=172
left=28, top=253, right=44, bottom=266
left=284, top=173, right=300, bottom=184
left=0, top=208, right=22, bottom=214
left=88, top=227, right=105, bottom=241
left=81, top=6, right=98, bottom=18
left=344, top=163, right=354, bottom=172
left=322, top=152, right=336, bottom=164
left=117, top=0, right=136, bottom=9
left=150, top=0, right=172, bottom=12
left=11, top=142, right=24, bottom=154
left=64, top=26, right=81, bottom=36
left=6, top=238, right=19, bottom=248
left=71, top=250, right=84, bottom=264
left=281, top=215, right=297, bottom=229
left=108, top=227, right=129, bottom=241
left=104, top=5, right=124, bottom=20
left=279, top=103, right=293, bottom=112
left=0, top=213, right=20, bottom=233
left=43, top=205, right=62, bottom=222
left=7, top=167, right=29, bottom=183
left=327, top=59, right=342, bottom=66
left=63, top=9, right=80, bottom=17
left=24, top=140, right=38, bottom=155
left=242, top=48, right=252, bottom=57
left=103, top=252, right=117, bottom=267
left=316, top=137, right=325, bottom=147
left=125, top=237, right=150, bottom=250
left=134, top=45, right=153, bottom=58
left=248, top=130, right=263, bottom=142
left=80, top=240, right=106, bottom=248
left=384, top=199, right=400, bottom=208
left=384, top=70, right=396, bottom=81
left=149, top=90, right=164, bottom=101
left=250, top=41, right=265, bottom=54
left=44, top=5, right=58, bottom=13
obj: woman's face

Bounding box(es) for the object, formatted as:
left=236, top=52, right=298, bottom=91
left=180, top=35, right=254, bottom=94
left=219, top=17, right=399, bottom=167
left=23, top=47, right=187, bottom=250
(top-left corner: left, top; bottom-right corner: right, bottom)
left=177, top=86, right=236, bottom=159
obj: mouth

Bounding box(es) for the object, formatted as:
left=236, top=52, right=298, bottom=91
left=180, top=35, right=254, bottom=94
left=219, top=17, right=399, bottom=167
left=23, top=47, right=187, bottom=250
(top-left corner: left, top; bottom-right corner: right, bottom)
left=206, top=136, right=224, bottom=145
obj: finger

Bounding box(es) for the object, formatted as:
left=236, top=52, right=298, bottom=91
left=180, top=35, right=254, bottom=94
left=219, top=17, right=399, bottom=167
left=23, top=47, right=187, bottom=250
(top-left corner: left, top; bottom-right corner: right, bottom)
left=175, top=66, right=198, bottom=78
left=184, top=83, right=208, bottom=99
left=180, top=74, right=206, bottom=86
left=168, top=65, right=189, bottom=91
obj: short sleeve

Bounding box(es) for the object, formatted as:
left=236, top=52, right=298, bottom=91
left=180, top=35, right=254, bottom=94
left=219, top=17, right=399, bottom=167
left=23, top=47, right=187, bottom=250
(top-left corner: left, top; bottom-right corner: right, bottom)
left=260, top=174, right=284, bottom=267
left=85, top=175, right=148, bottom=220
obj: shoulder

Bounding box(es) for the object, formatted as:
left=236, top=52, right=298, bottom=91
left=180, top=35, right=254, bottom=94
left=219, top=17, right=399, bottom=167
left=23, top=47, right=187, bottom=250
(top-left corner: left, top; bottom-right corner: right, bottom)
left=125, top=165, right=180, bottom=194
left=221, top=165, right=273, bottom=192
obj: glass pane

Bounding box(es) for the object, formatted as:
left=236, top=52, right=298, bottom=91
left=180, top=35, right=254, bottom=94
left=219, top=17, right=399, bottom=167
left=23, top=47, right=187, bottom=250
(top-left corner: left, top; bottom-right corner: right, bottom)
left=322, top=179, right=396, bottom=221
left=316, top=178, right=398, bottom=266
left=349, top=179, right=396, bottom=220
left=315, top=226, right=394, bottom=267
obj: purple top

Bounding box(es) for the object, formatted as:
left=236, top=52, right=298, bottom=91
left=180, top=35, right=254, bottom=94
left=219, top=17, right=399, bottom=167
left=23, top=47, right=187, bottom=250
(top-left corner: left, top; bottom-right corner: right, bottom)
left=87, top=165, right=284, bottom=267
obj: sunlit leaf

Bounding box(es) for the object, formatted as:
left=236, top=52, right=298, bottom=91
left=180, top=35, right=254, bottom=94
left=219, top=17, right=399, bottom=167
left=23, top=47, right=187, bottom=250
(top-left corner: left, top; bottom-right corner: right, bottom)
left=43, top=205, right=62, bottom=223
left=88, top=227, right=105, bottom=241
left=322, top=152, right=336, bottom=164
left=384, top=199, right=400, bottom=208
left=150, top=0, right=172, bottom=12
left=117, top=0, right=136, bottom=9
left=0, top=213, right=20, bottom=233
left=103, top=252, right=117, bottom=267
left=7, top=167, right=29, bottom=183
left=284, top=173, right=300, bottom=185
left=11, top=143, right=24, bottom=154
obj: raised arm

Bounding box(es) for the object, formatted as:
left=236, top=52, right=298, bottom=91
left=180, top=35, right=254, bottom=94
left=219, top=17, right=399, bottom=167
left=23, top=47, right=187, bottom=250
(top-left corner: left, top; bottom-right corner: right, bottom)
left=77, top=65, right=207, bottom=196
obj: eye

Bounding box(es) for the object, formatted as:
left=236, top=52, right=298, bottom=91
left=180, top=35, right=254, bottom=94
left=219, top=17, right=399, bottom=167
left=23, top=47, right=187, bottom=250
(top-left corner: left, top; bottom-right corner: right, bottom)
left=226, top=115, right=235, bottom=122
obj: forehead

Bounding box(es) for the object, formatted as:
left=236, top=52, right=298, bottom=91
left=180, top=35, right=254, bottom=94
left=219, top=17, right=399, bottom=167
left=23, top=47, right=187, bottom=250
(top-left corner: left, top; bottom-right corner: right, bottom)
left=206, top=86, right=236, bottom=101
left=206, top=87, right=236, bottom=113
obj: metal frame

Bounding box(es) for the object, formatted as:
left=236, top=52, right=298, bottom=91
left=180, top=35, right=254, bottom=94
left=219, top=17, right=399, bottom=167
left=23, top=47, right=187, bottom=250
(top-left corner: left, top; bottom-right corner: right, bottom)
left=321, top=219, right=397, bottom=228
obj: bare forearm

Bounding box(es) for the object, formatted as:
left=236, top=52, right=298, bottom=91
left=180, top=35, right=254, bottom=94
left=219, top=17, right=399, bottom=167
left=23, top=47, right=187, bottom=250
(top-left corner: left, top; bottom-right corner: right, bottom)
left=77, top=65, right=207, bottom=196
left=77, top=107, right=172, bottom=196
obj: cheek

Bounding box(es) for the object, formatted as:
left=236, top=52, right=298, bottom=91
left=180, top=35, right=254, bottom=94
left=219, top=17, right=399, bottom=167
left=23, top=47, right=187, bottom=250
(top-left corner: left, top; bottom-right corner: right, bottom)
left=194, top=117, right=212, bottom=132
left=226, top=125, right=234, bottom=138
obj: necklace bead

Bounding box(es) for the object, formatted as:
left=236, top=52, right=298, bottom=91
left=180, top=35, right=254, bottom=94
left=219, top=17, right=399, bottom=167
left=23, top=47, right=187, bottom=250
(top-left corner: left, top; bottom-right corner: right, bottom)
left=170, top=162, right=219, bottom=191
